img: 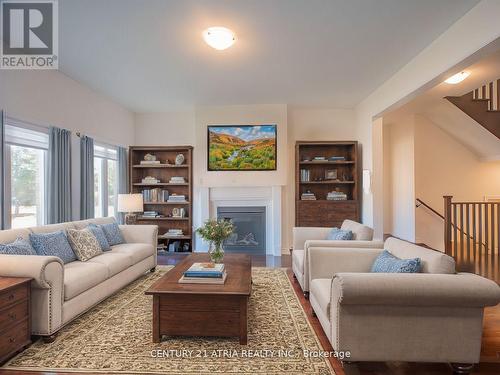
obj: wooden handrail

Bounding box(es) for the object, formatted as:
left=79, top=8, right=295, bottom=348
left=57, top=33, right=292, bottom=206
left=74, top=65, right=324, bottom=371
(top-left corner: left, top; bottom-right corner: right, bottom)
left=416, top=198, right=487, bottom=251
left=415, top=198, right=444, bottom=220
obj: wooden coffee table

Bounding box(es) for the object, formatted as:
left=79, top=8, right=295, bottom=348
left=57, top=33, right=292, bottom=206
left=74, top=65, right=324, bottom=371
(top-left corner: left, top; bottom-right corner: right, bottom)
left=145, top=253, right=252, bottom=344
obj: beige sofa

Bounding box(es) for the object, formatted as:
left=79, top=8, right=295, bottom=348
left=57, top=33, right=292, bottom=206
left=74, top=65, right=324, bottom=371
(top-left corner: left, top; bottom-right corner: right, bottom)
left=308, top=237, right=500, bottom=372
left=292, top=219, right=382, bottom=295
left=0, top=217, right=158, bottom=341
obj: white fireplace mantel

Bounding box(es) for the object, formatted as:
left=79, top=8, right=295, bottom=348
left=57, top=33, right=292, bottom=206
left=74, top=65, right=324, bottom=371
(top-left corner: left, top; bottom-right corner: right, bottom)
left=194, top=186, right=282, bottom=256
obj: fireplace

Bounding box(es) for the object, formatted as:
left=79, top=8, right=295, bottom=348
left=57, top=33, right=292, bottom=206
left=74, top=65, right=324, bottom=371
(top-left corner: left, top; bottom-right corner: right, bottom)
left=217, top=206, right=266, bottom=254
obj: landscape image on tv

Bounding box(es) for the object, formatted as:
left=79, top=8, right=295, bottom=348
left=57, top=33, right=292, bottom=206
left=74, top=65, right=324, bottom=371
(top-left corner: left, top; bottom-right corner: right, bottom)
left=208, top=125, right=277, bottom=171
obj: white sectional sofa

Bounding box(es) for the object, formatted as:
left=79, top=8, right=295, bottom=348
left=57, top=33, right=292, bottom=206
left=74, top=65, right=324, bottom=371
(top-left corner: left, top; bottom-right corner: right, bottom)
left=292, top=219, right=382, bottom=295
left=0, top=217, right=158, bottom=341
left=307, top=237, right=500, bottom=373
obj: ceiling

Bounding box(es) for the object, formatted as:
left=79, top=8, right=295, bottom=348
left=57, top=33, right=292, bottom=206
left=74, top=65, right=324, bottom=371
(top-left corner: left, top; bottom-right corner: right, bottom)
left=59, top=0, right=479, bottom=112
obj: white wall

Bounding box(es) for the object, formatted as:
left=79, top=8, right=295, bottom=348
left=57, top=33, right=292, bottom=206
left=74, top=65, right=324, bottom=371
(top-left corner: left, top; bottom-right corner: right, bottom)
left=355, top=0, right=500, bottom=238
left=0, top=70, right=135, bottom=220
left=134, top=111, right=195, bottom=146
left=382, top=115, right=416, bottom=242
left=414, top=114, right=500, bottom=250
left=134, top=105, right=357, bottom=252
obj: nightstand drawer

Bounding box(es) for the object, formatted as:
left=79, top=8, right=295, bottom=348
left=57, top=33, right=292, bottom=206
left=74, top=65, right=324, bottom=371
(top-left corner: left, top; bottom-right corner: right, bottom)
left=0, top=284, right=28, bottom=310
left=0, top=319, right=30, bottom=359
left=0, top=301, right=29, bottom=332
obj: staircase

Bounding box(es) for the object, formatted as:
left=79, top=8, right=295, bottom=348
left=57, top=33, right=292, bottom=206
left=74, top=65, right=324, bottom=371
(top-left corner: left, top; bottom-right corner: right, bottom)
left=445, top=79, right=500, bottom=139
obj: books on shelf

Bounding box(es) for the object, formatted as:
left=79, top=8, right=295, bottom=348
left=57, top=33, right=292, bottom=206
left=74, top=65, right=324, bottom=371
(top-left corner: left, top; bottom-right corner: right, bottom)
left=142, top=188, right=169, bottom=203
left=142, top=211, right=164, bottom=218
left=301, top=192, right=316, bottom=200
left=167, top=194, right=187, bottom=203
left=164, top=229, right=184, bottom=236
left=300, top=169, right=310, bottom=182
left=327, top=191, right=348, bottom=201
left=142, top=176, right=160, bottom=184
left=169, top=176, right=186, bottom=184
left=328, top=156, right=346, bottom=161
left=140, top=160, right=161, bottom=165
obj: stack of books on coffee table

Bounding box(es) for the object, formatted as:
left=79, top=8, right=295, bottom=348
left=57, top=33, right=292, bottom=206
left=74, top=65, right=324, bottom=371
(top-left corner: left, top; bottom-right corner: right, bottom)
left=178, top=262, right=227, bottom=284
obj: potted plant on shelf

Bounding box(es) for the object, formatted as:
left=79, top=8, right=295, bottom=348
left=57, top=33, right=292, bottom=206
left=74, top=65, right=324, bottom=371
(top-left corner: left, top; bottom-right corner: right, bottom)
left=196, top=219, right=235, bottom=263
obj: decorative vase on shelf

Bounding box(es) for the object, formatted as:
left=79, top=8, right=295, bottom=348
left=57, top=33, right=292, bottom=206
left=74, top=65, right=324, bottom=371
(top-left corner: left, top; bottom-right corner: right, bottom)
left=209, top=242, right=225, bottom=264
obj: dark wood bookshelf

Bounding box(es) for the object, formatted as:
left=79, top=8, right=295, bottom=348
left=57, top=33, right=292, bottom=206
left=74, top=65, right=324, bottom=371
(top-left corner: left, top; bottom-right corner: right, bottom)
left=295, top=141, right=360, bottom=227
left=129, top=146, right=193, bottom=252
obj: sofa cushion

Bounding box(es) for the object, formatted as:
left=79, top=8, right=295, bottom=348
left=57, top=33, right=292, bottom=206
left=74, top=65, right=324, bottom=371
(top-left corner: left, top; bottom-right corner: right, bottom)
left=87, top=252, right=133, bottom=277
left=87, top=225, right=111, bottom=251
left=310, top=278, right=332, bottom=320
left=0, top=237, right=37, bottom=255
left=327, top=228, right=353, bottom=240
left=292, top=249, right=304, bottom=274
left=385, top=237, right=455, bottom=274
left=64, top=261, right=109, bottom=300
left=99, top=222, right=125, bottom=246
left=371, top=250, right=421, bottom=273
left=67, top=228, right=103, bottom=261
left=111, top=243, right=153, bottom=263
left=30, top=230, right=77, bottom=264
left=340, top=220, right=374, bottom=241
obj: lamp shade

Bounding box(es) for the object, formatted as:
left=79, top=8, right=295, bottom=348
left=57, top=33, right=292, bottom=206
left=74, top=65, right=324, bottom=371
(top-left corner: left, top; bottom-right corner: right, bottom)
left=117, top=194, right=143, bottom=213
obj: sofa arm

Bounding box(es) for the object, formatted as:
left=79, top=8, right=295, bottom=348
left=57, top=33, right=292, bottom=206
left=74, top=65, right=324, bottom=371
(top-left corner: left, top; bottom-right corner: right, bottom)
left=293, top=227, right=332, bottom=250
left=332, top=272, right=500, bottom=308
left=0, top=254, right=63, bottom=289
left=308, top=247, right=383, bottom=282
left=120, top=224, right=158, bottom=248
left=305, top=239, right=384, bottom=250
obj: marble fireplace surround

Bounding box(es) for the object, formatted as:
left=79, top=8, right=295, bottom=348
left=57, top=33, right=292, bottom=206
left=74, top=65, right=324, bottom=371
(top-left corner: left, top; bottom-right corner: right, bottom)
left=195, top=186, right=282, bottom=256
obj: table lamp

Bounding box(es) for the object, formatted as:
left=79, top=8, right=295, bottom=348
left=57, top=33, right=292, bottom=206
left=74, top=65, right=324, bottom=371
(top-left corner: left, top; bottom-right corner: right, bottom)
left=118, top=194, right=143, bottom=224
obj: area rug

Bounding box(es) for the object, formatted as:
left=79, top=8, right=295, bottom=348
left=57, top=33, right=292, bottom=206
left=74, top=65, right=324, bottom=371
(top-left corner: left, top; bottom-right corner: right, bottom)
left=4, top=266, right=334, bottom=374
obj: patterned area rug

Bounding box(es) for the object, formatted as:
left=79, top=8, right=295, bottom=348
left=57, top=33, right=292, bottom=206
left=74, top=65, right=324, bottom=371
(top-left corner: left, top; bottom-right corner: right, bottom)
left=4, top=266, right=334, bottom=374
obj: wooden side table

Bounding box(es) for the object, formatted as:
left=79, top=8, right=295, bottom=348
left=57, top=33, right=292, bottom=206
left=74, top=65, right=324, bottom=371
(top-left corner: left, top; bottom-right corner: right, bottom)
left=0, top=277, right=32, bottom=365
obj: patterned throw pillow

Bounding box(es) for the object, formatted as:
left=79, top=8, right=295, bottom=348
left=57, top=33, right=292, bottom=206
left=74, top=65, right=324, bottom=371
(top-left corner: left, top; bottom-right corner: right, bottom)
left=88, top=224, right=111, bottom=251
left=30, top=231, right=77, bottom=264
left=326, top=228, right=353, bottom=240
left=67, top=228, right=103, bottom=261
left=99, top=222, right=125, bottom=246
left=371, top=250, right=421, bottom=273
left=0, top=237, right=37, bottom=255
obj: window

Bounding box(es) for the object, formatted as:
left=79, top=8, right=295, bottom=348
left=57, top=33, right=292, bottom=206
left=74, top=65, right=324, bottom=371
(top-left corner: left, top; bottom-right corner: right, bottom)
left=94, top=144, right=117, bottom=218
left=4, top=120, right=49, bottom=229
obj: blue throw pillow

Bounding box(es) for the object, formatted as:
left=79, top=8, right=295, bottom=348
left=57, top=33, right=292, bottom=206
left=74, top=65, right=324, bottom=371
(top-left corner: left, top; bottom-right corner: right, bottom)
left=371, top=250, right=421, bottom=273
left=99, top=222, right=125, bottom=246
left=327, top=228, right=353, bottom=240
left=30, top=230, right=77, bottom=264
left=0, top=237, right=37, bottom=255
left=88, top=224, right=111, bottom=251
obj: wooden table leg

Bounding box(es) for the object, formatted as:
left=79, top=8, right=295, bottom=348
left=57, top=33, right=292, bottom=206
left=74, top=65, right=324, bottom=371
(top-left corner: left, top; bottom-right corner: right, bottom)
left=152, top=295, right=160, bottom=343
left=239, top=297, right=248, bottom=345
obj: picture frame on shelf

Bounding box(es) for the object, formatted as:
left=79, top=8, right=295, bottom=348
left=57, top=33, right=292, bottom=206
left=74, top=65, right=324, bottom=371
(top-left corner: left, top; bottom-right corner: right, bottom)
left=325, top=169, right=338, bottom=180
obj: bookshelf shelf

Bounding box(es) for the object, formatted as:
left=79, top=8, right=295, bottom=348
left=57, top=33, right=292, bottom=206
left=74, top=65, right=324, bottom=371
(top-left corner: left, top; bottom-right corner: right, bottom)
left=295, top=141, right=360, bottom=227
left=129, top=146, right=193, bottom=252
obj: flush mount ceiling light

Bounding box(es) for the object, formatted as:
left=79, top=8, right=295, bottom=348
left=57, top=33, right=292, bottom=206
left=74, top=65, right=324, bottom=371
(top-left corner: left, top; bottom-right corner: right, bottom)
left=444, top=71, right=470, bottom=84
left=203, top=27, right=236, bottom=50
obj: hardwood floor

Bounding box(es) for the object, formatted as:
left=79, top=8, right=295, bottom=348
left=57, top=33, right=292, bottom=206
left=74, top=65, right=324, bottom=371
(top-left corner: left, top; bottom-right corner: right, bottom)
left=1, top=253, right=499, bottom=375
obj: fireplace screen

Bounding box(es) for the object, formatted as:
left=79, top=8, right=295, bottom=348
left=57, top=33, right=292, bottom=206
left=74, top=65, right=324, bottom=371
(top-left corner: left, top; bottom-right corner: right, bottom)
left=217, top=206, right=266, bottom=254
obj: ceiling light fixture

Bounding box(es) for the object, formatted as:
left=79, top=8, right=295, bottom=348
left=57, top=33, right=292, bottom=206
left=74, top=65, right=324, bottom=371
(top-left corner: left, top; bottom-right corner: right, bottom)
left=203, top=27, right=236, bottom=50
left=444, top=71, right=470, bottom=84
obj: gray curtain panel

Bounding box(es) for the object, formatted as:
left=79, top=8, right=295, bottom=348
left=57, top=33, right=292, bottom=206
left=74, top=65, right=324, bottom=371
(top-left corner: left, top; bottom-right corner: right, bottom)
left=0, top=111, right=5, bottom=229
left=117, top=146, right=129, bottom=224
left=47, top=127, right=72, bottom=224
left=80, top=135, right=94, bottom=219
